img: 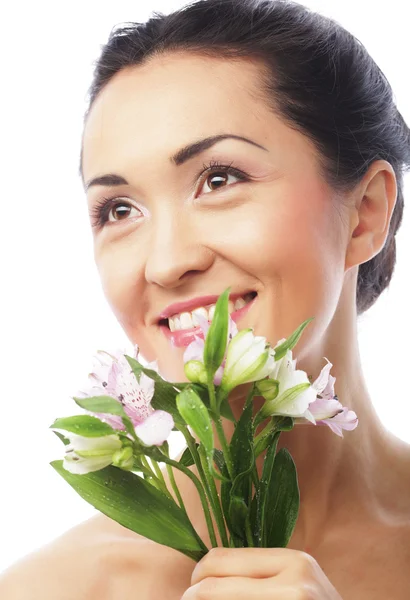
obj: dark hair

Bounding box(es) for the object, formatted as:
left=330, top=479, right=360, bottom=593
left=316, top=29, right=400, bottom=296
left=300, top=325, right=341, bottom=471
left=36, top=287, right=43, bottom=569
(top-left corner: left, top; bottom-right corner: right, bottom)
left=79, top=0, right=410, bottom=316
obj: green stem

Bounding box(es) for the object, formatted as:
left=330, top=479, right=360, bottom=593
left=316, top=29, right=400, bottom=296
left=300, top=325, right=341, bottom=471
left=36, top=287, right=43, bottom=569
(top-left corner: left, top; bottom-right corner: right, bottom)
left=251, top=463, right=260, bottom=493
left=208, top=377, right=217, bottom=413
left=245, top=516, right=254, bottom=547
left=180, top=426, right=218, bottom=545
left=151, top=459, right=167, bottom=486
left=254, top=419, right=278, bottom=457
left=138, top=456, right=163, bottom=490
left=214, top=417, right=234, bottom=480
left=159, top=455, right=215, bottom=550
left=138, top=456, right=173, bottom=500
left=198, top=445, right=229, bottom=547
left=166, top=463, right=188, bottom=516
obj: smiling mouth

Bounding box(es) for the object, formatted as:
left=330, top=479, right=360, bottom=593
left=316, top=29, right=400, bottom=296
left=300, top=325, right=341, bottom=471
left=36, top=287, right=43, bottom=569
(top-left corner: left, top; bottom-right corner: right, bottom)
left=158, top=291, right=258, bottom=330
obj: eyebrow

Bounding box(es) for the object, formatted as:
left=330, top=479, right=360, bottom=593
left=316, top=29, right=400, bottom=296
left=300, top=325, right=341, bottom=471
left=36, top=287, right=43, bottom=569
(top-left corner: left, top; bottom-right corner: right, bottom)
left=83, top=133, right=268, bottom=191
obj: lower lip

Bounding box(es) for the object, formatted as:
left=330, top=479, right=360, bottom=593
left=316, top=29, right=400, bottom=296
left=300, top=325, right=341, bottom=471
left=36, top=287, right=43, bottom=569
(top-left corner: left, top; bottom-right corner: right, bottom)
left=159, top=295, right=258, bottom=348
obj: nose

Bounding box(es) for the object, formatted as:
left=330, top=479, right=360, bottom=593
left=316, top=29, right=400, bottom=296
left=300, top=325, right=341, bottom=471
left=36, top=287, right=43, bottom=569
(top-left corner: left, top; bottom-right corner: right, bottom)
left=144, top=209, right=215, bottom=288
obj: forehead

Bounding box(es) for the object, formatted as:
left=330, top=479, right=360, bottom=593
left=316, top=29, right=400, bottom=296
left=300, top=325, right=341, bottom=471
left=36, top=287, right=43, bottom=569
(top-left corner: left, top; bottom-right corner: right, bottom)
left=81, top=54, right=274, bottom=172
left=81, top=52, right=323, bottom=186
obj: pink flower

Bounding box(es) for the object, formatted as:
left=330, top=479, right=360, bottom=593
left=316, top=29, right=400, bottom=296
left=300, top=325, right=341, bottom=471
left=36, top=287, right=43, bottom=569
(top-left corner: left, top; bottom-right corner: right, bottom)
left=311, top=357, right=337, bottom=400
left=183, top=313, right=239, bottom=385
left=295, top=358, right=359, bottom=437
left=75, top=346, right=174, bottom=446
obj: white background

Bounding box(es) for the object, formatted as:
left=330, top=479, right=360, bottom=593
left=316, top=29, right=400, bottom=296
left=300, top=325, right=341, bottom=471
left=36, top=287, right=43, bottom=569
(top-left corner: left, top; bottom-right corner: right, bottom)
left=1, top=0, right=409, bottom=574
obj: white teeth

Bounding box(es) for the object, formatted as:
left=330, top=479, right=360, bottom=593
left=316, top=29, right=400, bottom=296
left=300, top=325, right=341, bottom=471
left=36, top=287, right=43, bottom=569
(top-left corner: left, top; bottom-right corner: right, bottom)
left=234, top=297, right=246, bottom=310
left=179, top=312, right=194, bottom=329
left=168, top=293, right=255, bottom=332
left=169, top=315, right=180, bottom=332
left=192, top=307, right=208, bottom=325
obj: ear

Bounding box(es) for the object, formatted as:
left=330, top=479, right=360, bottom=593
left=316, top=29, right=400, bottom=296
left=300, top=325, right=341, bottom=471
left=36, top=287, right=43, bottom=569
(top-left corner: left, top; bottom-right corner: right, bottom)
left=344, top=160, right=398, bottom=272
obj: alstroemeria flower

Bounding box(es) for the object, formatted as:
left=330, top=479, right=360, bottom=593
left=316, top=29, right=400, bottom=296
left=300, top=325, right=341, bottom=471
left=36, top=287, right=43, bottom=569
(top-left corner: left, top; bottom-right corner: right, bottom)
left=220, top=328, right=276, bottom=394
left=183, top=312, right=239, bottom=386
left=259, top=342, right=317, bottom=420
left=303, top=398, right=359, bottom=437
left=59, top=432, right=122, bottom=474
left=75, top=346, right=174, bottom=447
left=294, top=358, right=359, bottom=437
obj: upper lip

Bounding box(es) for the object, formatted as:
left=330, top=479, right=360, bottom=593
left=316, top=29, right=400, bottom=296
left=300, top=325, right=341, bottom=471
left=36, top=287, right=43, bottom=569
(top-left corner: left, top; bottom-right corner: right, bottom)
left=156, top=290, right=256, bottom=323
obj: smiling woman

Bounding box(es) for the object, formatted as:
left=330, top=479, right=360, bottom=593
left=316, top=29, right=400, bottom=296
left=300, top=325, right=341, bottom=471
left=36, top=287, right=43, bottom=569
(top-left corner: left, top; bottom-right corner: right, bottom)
left=2, top=0, right=410, bottom=598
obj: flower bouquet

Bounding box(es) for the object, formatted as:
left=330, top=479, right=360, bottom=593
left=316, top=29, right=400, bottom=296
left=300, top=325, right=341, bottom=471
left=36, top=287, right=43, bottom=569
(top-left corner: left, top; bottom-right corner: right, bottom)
left=50, top=288, right=358, bottom=561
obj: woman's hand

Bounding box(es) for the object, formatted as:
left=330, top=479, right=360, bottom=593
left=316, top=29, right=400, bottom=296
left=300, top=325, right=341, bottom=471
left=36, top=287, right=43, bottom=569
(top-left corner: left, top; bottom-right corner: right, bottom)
left=181, top=547, right=343, bottom=599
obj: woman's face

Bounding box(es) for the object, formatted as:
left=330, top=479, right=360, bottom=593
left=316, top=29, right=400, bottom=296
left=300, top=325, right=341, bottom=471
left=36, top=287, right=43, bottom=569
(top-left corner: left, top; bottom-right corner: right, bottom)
left=81, top=53, right=349, bottom=383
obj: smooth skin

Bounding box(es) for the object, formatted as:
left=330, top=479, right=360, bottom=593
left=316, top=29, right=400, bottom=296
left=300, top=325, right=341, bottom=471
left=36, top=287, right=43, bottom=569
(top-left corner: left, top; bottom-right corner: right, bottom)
left=2, top=52, right=410, bottom=599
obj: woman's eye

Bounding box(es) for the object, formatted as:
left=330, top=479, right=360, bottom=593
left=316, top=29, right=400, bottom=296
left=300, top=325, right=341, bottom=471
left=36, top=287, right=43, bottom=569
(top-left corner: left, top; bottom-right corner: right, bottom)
left=106, top=202, right=140, bottom=223
left=90, top=198, right=142, bottom=229
left=90, top=163, right=250, bottom=230
left=199, top=165, right=248, bottom=195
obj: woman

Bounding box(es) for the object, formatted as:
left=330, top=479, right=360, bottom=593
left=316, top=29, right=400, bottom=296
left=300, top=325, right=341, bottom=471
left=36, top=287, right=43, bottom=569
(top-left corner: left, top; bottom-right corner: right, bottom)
left=2, top=0, right=410, bottom=597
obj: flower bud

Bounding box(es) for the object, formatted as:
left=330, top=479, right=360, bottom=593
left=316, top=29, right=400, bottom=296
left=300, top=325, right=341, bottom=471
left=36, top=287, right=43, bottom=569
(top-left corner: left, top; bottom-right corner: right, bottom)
left=255, top=378, right=279, bottom=401
left=112, top=445, right=134, bottom=470
left=184, top=360, right=208, bottom=385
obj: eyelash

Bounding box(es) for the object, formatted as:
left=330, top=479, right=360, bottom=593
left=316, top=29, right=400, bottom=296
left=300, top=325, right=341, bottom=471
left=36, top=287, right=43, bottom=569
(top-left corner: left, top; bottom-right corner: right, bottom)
left=89, top=159, right=250, bottom=230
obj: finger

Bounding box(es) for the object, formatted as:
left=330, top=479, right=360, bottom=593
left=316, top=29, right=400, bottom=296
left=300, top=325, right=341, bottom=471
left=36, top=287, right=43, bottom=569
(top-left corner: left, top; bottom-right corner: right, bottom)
left=182, top=575, right=278, bottom=600
left=191, top=547, right=304, bottom=585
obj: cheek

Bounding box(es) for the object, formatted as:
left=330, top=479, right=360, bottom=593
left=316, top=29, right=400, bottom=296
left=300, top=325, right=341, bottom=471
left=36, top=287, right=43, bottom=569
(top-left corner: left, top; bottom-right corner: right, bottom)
left=94, top=240, right=145, bottom=325
left=216, top=185, right=345, bottom=349
left=216, top=185, right=342, bottom=283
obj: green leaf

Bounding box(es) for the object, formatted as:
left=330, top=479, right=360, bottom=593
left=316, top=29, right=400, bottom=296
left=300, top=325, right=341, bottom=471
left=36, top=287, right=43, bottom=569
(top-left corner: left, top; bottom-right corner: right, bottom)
left=203, top=288, right=230, bottom=378
left=230, top=398, right=254, bottom=481
left=176, top=387, right=213, bottom=453
left=50, top=415, right=116, bottom=438
left=221, top=467, right=233, bottom=536
left=219, top=394, right=236, bottom=422
left=228, top=469, right=253, bottom=544
left=273, top=318, right=314, bottom=362
left=264, top=449, right=300, bottom=548
left=176, top=387, right=214, bottom=472
left=256, top=430, right=281, bottom=546
left=213, top=449, right=225, bottom=473
left=178, top=445, right=198, bottom=468
left=50, top=460, right=207, bottom=561
left=73, top=395, right=138, bottom=442
left=52, top=430, right=70, bottom=446
left=73, top=395, right=127, bottom=417
left=228, top=496, right=248, bottom=545
left=224, top=399, right=254, bottom=542
left=254, top=416, right=294, bottom=457
left=249, top=492, right=259, bottom=546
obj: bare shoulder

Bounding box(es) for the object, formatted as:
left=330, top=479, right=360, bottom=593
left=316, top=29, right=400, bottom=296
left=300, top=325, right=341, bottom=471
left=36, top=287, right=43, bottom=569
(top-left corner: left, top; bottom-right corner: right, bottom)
left=321, top=514, right=410, bottom=599
left=0, top=514, right=194, bottom=600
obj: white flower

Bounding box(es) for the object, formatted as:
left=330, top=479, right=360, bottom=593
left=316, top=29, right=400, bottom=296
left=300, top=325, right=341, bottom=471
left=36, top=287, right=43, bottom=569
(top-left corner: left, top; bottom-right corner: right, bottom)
left=220, top=329, right=276, bottom=393
left=259, top=346, right=317, bottom=420
left=60, top=433, right=123, bottom=475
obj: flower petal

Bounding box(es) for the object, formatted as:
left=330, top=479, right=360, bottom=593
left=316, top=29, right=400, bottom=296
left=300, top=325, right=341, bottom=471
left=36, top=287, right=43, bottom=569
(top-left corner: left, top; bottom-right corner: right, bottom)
left=183, top=335, right=205, bottom=364
left=134, top=410, right=174, bottom=446
left=308, top=397, right=343, bottom=420
left=320, top=407, right=358, bottom=437
left=63, top=454, right=114, bottom=474
left=312, top=357, right=336, bottom=400
left=63, top=433, right=122, bottom=452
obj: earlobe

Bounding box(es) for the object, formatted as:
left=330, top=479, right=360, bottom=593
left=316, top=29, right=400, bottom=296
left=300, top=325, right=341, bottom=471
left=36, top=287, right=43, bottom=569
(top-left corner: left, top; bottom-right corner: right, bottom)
left=344, top=160, right=397, bottom=272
